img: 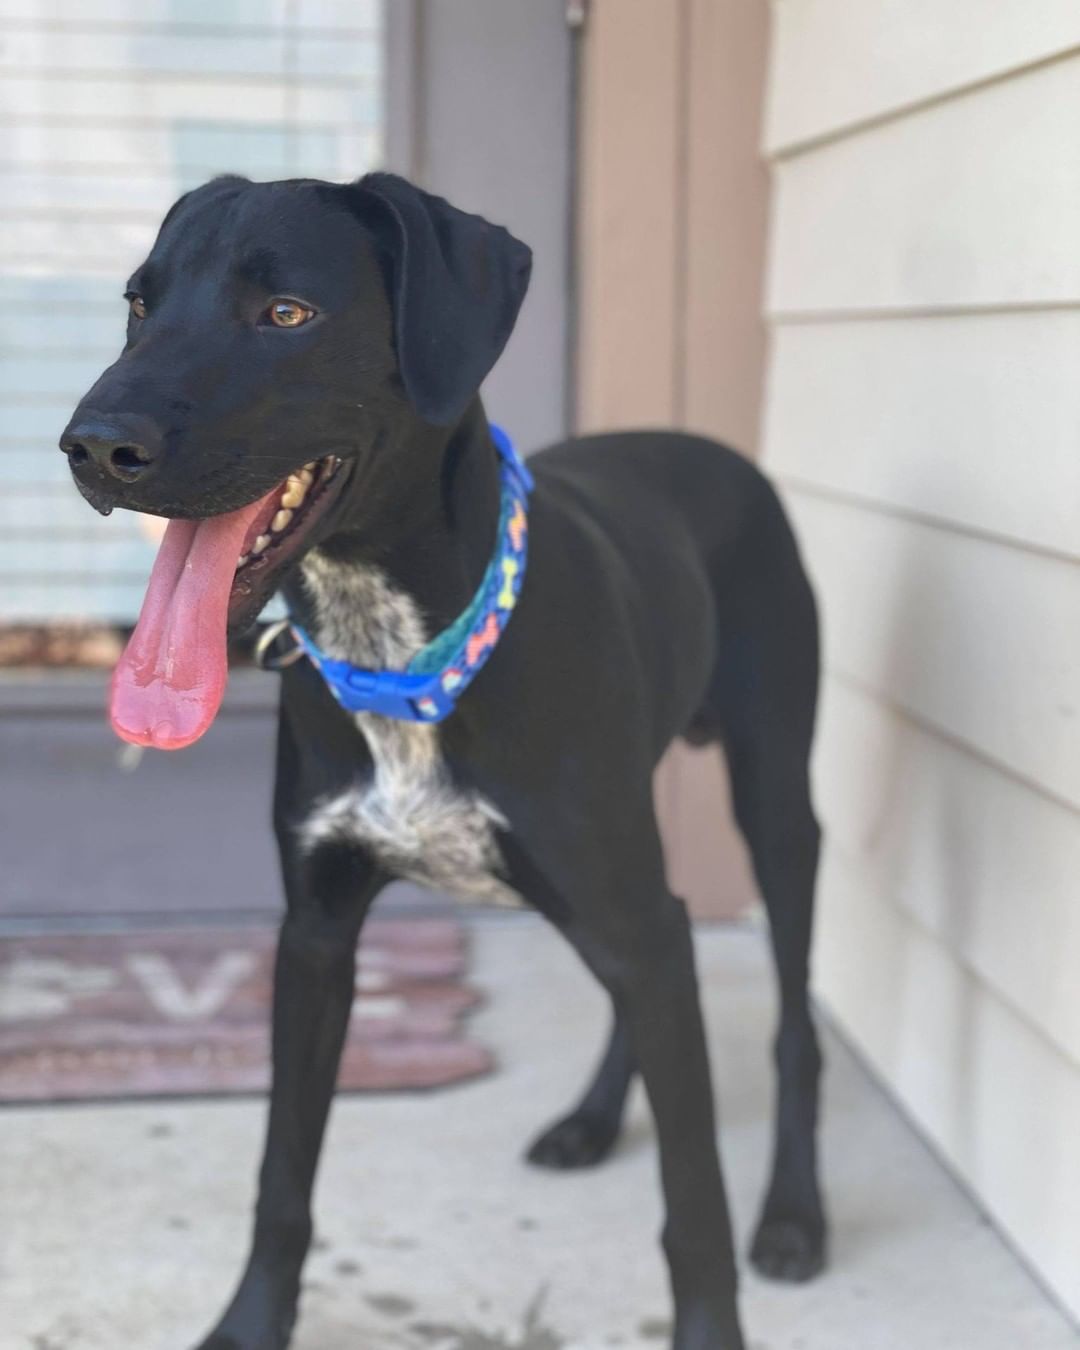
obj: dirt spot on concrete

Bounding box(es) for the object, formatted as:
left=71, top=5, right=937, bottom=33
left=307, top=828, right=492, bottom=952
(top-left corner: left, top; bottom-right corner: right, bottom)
left=638, top=1318, right=671, bottom=1340
left=411, top=1321, right=466, bottom=1342
left=367, top=1292, right=417, bottom=1318
left=407, top=1288, right=562, bottom=1350
left=335, top=1257, right=363, bottom=1277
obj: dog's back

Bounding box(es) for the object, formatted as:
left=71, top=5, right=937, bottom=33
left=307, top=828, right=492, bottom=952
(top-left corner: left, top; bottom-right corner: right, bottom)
left=522, top=430, right=817, bottom=759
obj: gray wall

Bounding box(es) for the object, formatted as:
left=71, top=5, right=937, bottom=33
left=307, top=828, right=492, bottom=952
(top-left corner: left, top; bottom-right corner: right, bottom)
left=385, top=0, right=574, bottom=452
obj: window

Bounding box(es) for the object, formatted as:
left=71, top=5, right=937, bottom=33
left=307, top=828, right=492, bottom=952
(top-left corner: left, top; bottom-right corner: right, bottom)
left=0, top=0, right=383, bottom=621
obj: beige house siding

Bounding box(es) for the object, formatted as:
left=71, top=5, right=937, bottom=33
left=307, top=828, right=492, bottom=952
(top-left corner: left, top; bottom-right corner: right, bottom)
left=762, top=3, right=1080, bottom=1319
left=576, top=0, right=769, bottom=919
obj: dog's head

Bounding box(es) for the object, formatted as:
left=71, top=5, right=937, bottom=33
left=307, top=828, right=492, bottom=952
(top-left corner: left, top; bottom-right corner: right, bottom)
left=59, top=173, right=531, bottom=750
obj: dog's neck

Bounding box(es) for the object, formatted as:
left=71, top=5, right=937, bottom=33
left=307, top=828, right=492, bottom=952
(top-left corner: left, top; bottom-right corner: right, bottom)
left=286, top=397, right=503, bottom=664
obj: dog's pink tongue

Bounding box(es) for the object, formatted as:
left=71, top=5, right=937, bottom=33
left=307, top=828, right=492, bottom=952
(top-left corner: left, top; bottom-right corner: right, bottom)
left=110, top=494, right=273, bottom=750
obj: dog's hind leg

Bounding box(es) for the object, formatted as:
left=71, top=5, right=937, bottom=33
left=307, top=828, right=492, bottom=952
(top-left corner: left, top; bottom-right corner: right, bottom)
left=525, top=999, right=635, bottom=1169
left=727, top=732, right=824, bottom=1283
left=504, top=815, right=746, bottom=1350
left=711, top=503, right=826, bottom=1284
left=497, top=834, right=637, bottom=1169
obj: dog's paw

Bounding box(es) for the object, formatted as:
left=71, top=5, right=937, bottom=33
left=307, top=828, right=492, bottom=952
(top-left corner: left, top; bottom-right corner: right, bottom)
left=192, top=1298, right=296, bottom=1350
left=749, top=1216, right=826, bottom=1283
left=525, top=1111, right=620, bottom=1170
left=193, top=1330, right=289, bottom=1350
left=673, top=1298, right=747, bottom=1350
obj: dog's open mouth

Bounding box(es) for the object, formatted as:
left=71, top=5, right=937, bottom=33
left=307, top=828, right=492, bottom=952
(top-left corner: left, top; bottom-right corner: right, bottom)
left=110, top=455, right=343, bottom=752
left=228, top=454, right=343, bottom=617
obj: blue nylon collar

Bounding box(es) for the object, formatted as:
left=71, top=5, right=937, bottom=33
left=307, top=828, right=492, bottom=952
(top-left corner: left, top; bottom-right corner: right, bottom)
left=287, top=424, right=532, bottom=723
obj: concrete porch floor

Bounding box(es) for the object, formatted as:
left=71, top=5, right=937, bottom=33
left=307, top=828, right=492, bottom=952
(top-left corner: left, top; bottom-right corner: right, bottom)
left=2, top=915, right=1077, bottom=1350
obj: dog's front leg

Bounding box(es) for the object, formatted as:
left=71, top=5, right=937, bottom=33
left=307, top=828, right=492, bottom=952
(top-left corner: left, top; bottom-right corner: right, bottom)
left=195, top=828, right=384, bottom=1350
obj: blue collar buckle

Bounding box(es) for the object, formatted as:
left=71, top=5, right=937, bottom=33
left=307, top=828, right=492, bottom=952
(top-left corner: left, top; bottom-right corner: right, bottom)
left=288, top=634, right=462, bottom=722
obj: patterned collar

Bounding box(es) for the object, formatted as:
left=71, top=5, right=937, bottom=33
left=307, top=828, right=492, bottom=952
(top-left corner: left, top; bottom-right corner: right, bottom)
left=263, top=424, right=532, bottom=723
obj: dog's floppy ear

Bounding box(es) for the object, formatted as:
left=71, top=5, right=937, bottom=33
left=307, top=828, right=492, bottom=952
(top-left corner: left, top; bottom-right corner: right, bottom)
left=349, top=172, right=532, bottom=425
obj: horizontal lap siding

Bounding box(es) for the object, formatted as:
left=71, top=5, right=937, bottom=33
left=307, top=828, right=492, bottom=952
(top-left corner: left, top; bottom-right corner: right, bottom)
left=816, top=846, right=1080, bottom=1317
left=769, top=52, right=1080, bottom=314
left=817, top=678, right=1080, bottom=1071
left=764, top=313, right=1080, bottom=560
left=0, top=3, right=382, bottom=622
left=763, top=5, right=1080, bottom=1317
left=786, top=493, right=1080, bottom=810
left=766, top=0, right=1080, bottom=153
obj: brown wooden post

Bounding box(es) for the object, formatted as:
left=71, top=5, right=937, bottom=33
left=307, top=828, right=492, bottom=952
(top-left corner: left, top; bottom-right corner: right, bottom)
left=576, top=0, right=770, bottom=919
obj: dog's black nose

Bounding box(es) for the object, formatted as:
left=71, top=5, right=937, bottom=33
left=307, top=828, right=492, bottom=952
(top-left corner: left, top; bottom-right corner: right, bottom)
left=60, top=415, right=164, bottom=483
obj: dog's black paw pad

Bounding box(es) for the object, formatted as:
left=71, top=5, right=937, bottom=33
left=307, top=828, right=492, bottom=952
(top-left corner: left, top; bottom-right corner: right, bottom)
left=525, top=1113, right=619, bottom=1170
left=749, top=1217, right=826, bottom=1283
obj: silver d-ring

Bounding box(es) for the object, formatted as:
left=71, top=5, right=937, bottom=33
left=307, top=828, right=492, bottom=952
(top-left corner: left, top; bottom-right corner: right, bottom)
left=254, top=619, right=306, bottom=671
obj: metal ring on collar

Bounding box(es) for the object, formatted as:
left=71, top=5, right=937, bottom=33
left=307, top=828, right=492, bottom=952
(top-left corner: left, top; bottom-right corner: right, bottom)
left=254, top=619, right=306, bottom=671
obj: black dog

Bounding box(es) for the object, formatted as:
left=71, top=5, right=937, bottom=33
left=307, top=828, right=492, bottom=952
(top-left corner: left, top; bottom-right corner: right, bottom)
left=61, top=173, right=825, bottom=1350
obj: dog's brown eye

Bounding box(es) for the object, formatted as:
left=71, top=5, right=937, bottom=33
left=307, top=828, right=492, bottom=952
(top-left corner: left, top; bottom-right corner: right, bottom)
left=266, top=300, right=315, bottom=329
left=128, top=294, right=147, bottom=320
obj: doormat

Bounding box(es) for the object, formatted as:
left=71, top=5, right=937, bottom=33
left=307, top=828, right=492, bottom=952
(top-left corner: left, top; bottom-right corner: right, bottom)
left=0, top=920, right=493, bottom=1103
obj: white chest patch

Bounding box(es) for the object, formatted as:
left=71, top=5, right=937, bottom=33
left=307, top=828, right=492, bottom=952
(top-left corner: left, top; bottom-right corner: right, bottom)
left=297, top=552, right=520, bottom=906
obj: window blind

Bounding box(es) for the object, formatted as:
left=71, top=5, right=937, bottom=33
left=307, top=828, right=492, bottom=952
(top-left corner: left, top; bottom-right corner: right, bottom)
left=0, top=0, right=382, bottom=621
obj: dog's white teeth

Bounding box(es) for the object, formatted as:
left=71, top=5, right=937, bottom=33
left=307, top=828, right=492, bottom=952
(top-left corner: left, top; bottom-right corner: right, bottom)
left=298, top=466, right=315, bottom=487
left=252, top=534, right=271, bottom=555
left=271, top=508, right=293, bottom=533
left=280, top=480, right=305, bottom=509
left=237, top=553, right=249, bottom=569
